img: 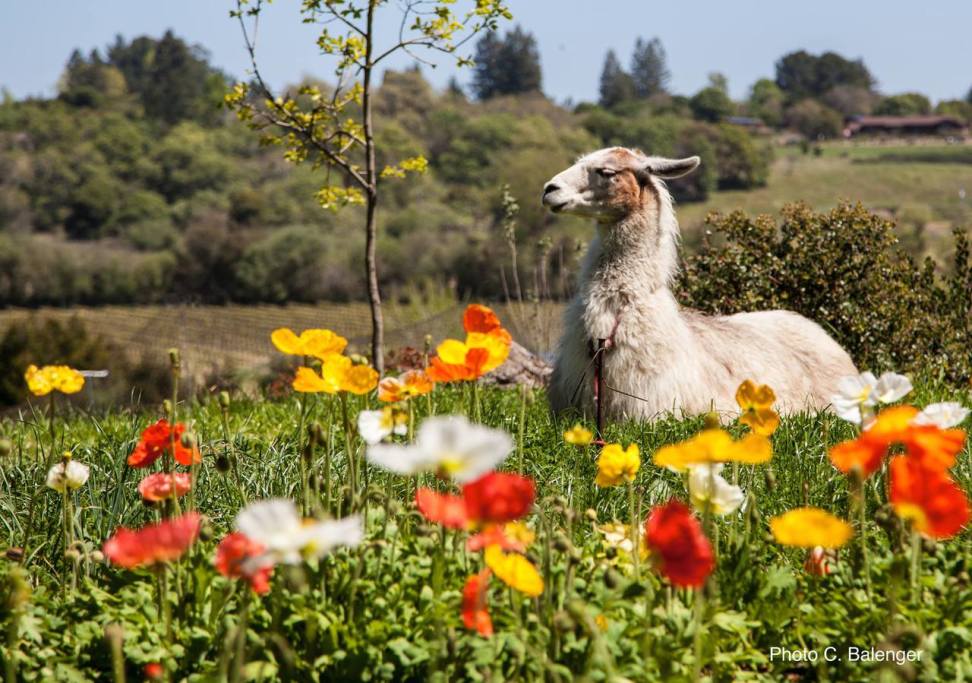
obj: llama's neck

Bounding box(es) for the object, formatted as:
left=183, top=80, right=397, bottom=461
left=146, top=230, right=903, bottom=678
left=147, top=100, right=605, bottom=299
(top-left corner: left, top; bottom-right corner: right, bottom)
left=585, top=183, right=680, bottom=302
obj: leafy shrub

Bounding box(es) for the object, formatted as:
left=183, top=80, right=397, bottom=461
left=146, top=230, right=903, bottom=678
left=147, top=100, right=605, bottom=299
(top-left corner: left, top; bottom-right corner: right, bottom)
left=679, top=202, right=972, bottom=383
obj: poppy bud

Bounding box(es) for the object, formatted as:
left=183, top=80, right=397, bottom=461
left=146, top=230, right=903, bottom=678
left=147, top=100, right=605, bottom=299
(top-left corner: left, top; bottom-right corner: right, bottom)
left=423, top=334, right=433, bottom=354
left=215, top=454, right=231, bottom=473
left=553, top=610, right=575, bottom=632
left=162, top=399, right=173, bottom=415
left=702, top=412, right=721, bottom=430
left=0, top=439, right=11, bottom=458
left=64, top=548, right=81, bottom=562
left=603, top=568, right=622, bottom=589
left=585, top=508, right=598, bottom=523
left=763, top=468, right=776, bottom=492
left=218, top=391, right=231, bottom=409
left=180, top=432, right=197, bottom=449
left=959, top=571, right=970, bottom=584
left=198, top=519, right=214, bottom=542
left=553, top=533, right=571, bottom=553
left=5, top=547, right=24, bottom=563
left=349, top=354, right=368, bottom=366
left=604, top=545, right=617, bottom=560
left=168, top=348, right=181, bottom=369
left=89, top=550, right=104, bottom=563
left=922, top=538, right=936, bottom=554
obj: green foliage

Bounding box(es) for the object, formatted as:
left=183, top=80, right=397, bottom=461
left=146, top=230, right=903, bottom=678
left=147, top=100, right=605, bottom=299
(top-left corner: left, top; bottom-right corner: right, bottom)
left=747, top=79, right=785, bottom=127
left=1, top=382, right=971, bottom=679
left=775, top=50, right=874, bottom=100
left=875, top=92, right=933, bottom=117
left=679, top=202, right=972, bottom=384
left=598, top=50, right=635, bottom=109
left=630, top=37, right=670, bottom=99
left=471, top=26, right=543, bottom=100
left=689, top=86, right=735, bottom=123
left=785, top=99, right=844, bottom=139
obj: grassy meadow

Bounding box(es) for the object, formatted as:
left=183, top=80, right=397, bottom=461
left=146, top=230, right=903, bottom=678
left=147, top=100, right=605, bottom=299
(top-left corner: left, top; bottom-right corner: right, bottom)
left=2, top=369, right=972, bottom=680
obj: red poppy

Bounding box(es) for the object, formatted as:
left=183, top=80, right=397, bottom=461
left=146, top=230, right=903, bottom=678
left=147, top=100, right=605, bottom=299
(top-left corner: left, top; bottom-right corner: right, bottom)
left=103, top=512, right=202, bottom=568
left=462, top=569, right=493, bottom=636
left=463, top=472, right=535, bottom=524
left=415, top=488, right=470, bottom=529
left=138, top=472, right=192, bottom=502
left=214, top=532, right=273, bottom=594
left=889, top=456, right=970, bottom=539
left=803, top=547, right=832, bottom=576
left=128, top=419, right=201, bottom=468
left=144, top=663, right=164, bottom=680
left=644, top=500, right=714, bottom=588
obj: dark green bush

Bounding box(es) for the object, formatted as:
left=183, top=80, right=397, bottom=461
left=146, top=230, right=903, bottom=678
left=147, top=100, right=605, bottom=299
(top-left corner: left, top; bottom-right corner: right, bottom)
left=679, top=202, right=972, bottom=383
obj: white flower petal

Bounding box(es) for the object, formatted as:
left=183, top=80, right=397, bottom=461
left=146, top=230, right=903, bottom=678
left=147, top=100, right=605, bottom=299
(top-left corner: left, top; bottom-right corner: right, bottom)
left=874, top=372, right=912, bottom=404
left=912, top=402, right=970, bottom=429
left=235, top=498, right=304, bottom=560
left=297, top=515, right=364, bottom=560
left=688, top=463, right=744, bottom=516
left=366, top=415, right=512, bottom=483
left=46, top=460, right=90, bottom=492
left=830, top=396, right=863, bottom=424
left=357, top=410, right=391, bottom=446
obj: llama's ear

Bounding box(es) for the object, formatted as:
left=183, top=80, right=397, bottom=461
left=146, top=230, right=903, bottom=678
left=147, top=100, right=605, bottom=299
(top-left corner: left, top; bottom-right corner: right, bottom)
left=640, top=156, right=701, bottom=180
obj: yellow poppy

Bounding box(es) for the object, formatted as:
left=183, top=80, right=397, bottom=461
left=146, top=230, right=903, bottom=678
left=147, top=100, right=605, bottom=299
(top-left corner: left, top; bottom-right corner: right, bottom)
left=24, top=365, right=85, bottom=397
left=271, top=328, right=347, bottom=360
left=563, top=424, right=594, bottom=446
left=378, top=370, right=434, bottom=402
left=735, top=380, right=780, bottom=436
left=436, top=331, right=510, bottom=375
left=769, top=507, right=853, bottom=549
left=653, top=429, right=772, bottom=472
left=595, top=443, right=640, bottom=487
left=484, top=545, right=543, bottom=597
left=342, top=364, right=380, bottom=395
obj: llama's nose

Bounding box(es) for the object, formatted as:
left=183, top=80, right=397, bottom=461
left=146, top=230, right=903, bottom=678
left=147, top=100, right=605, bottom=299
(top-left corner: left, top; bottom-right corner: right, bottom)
left=542, top=182, right=560, bottom=196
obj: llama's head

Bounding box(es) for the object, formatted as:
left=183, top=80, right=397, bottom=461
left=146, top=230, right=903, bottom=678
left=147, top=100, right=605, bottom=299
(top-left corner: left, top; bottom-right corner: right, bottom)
left=541, top=147, right=700, bottom=221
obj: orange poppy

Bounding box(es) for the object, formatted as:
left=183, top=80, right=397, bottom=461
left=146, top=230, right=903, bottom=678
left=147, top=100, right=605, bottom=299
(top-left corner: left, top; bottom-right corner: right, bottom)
left=103, top=513, right=201, bottom=568
left=889, top=456, right=970, bottom=539
left=128, top=419, right=201, bottom=468
left=426, top=305, right=512, bottom=383
left=378, top=370, right=434, bottom=403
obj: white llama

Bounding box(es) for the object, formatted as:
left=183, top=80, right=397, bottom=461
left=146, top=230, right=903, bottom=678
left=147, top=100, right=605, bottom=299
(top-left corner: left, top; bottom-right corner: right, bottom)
left=542, top=147, right=856, bottom=420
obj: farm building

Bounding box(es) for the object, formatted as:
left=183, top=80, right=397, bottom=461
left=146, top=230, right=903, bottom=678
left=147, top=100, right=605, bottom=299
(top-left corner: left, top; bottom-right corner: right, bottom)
left=843, top=114, right=968, bottom=139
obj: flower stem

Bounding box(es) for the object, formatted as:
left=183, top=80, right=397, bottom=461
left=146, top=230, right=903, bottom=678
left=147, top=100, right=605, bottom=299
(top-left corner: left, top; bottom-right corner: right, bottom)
left=516, top=386, right=527, bottom=473
left=229, top=589, right=252, bottom=683
left=628, top=481, right=640, bottom=582
left=910, top=527, right=921, bottom=604
left=692, top=587, right=705, bottom=682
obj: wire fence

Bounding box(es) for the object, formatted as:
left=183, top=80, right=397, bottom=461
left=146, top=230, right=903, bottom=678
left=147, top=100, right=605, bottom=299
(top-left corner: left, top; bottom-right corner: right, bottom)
left=0, top=301, right=566, bottom=378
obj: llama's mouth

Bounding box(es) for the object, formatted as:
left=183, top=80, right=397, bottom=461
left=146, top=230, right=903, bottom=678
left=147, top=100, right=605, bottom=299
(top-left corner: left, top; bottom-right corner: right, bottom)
left=549, top=202, right=568, bottom=213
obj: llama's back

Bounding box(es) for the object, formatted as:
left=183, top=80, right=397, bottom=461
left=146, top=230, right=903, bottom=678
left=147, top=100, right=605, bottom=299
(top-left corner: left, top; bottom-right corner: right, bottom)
left=686, top=308, right=857, bottom=412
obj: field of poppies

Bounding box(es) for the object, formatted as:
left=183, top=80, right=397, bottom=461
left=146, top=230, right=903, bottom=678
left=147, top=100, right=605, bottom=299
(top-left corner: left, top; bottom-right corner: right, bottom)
left=2, top=304, right=972, bottom=682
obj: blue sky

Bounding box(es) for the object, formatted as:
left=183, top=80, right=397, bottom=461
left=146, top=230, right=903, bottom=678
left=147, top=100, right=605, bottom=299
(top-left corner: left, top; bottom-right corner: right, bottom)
left=2, top=1, right=970, bottom=103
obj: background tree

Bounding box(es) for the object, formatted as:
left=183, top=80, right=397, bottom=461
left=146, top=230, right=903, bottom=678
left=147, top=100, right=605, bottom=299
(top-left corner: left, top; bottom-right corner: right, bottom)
left=785, top=99, right=843, bottom=139
left=471, top=25, right=541, bottom=100
left=630, top=37, right=670, bottom=99
left=874, top=92, right=932, bottom=116
left=598, top=50, right=634, bottom=109
left=747, top=78, right=784, bottom=127
left=775, top=50, right=873, bottom=100
left=689, top=75, right=733, bottom=123
left=227, top=0, right=511, bottom=370
left=106, top=31, right=229, bottom=125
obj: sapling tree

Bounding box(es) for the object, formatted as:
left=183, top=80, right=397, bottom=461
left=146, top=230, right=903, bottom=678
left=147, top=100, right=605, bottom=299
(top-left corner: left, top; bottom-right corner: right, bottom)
left=227, top=0, right=511, bottom=371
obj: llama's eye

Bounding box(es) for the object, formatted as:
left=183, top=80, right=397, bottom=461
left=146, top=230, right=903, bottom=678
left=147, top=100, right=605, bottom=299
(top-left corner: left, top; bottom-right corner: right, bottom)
left=596, top=168, right=616, bottom=178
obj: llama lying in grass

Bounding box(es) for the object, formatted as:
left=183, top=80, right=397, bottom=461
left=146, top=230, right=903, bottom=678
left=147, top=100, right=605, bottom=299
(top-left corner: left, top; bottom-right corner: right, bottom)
left=541, top=147, right=856, bottom=420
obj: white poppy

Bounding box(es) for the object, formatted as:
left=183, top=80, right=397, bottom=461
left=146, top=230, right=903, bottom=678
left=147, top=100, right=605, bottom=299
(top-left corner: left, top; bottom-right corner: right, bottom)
left=357, top=407, right=407, bottom=446
left=46, top=460, right=90, bottom=492
left=873, top=372, right=913, bottom=404
left=687, top=463, right=744, bottom=515
left=831, top=371, right=912, bottom=425
left=912, top=402, right=970, bottom=429
left=366, top=415, right=512, bottom=483
left=235, top=498, right=362, bottom=567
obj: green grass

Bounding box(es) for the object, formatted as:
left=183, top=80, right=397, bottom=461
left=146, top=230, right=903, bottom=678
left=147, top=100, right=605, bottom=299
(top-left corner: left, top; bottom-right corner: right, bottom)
left=678, top=143, right=972, bottom=247
left=2, top=381, right=972, bottom=681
